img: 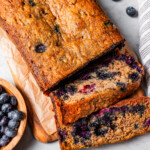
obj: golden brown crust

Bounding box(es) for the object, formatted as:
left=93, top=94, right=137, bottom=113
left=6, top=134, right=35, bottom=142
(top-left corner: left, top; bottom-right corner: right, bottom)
left=0, top=0, right=124, bottom=91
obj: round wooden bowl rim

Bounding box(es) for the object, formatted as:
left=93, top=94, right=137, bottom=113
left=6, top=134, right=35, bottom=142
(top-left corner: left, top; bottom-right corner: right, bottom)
left=0, top=79, right=27, bottom=150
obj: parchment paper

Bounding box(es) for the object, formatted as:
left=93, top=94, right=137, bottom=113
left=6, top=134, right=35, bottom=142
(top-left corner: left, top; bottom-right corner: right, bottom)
left=0, top=28, right=57, bottom=142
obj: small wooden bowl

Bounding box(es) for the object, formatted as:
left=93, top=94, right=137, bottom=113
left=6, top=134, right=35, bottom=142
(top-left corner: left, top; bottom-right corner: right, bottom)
left=0, top=79, right=27, bottom=150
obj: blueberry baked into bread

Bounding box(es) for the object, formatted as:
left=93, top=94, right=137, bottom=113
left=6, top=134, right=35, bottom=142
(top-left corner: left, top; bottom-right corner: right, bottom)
left=0, top=0, right=124, bottom=91
left=50, top=49, right=144, bottom=125
left=57, top=96, right=150, bottom=150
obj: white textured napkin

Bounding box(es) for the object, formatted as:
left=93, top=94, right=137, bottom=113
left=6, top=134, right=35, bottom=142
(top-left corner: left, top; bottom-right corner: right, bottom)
left=138, top=0, right=150, bottom=96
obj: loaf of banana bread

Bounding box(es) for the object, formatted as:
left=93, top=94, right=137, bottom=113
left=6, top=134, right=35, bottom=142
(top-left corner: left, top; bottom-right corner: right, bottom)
left=50, top=49, right=144, bottom=125
left=56, top=96, right=150, bottom=150
left=0, top=0, right=124, bottom=91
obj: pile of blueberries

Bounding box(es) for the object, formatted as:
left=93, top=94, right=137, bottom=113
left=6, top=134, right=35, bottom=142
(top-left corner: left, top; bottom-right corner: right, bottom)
left=0, top=86, right=24, bottom=147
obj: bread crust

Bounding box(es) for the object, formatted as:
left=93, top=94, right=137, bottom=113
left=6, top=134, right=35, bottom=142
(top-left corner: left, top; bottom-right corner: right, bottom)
left=0, top=0, right=124, bottom=91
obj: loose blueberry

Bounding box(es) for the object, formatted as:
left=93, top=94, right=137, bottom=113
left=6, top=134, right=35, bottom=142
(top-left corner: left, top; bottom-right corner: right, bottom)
left=126, top=7, right=137, bottom=17
left=0, top=116, right=9, bottom=126
left=5, top=128, right=17, bottom=138
left=10, top=95, right=18, bottom=107
left=128, top=73, right=139, bottom=82
left=11, top=110, right=24, bottom=121
left=8, top=120, right=19, bottom=129
left=28, top=0, right=36, bottom=6
left=1, top=104, right=12, bottom=113
left=35, top=44, right=46, bottom=53
left=0, top=93, right=9, bottom=104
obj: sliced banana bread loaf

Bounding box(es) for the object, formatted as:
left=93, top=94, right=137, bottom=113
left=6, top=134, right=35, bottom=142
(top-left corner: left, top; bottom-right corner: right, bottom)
left=57, top=96, right=150, bottom=150
left=50, top=49, right=144, bottom=125
left=0, top=0, right=124, bottom=91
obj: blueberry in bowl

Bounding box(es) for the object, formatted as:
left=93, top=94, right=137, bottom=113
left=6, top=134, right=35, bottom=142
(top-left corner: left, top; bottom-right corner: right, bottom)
left=0, top=79, right=27, bottom=150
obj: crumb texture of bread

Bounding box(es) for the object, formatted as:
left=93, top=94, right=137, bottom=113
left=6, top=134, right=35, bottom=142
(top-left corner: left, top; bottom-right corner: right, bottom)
left=0, top=0, right=123, bottom=91
left=50, top=50, right=144, bottom=125
left=57, top=96, right=150, bottom=150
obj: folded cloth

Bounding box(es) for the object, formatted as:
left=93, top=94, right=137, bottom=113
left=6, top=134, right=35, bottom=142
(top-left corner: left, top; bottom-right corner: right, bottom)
left=138, top=0, right=150, bottom=96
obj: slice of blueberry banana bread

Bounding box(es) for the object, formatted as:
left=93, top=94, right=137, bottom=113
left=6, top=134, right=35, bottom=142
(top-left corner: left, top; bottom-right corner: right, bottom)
left=50, top=49, right=144, bottom=125
left=57, top=96, right=150, bottom=150
left=0, top=0, right=124, bottom=91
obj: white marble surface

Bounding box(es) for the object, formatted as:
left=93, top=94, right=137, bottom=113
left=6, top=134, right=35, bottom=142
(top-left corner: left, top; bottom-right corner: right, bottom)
left=0, top=0, right=149, bottom=150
